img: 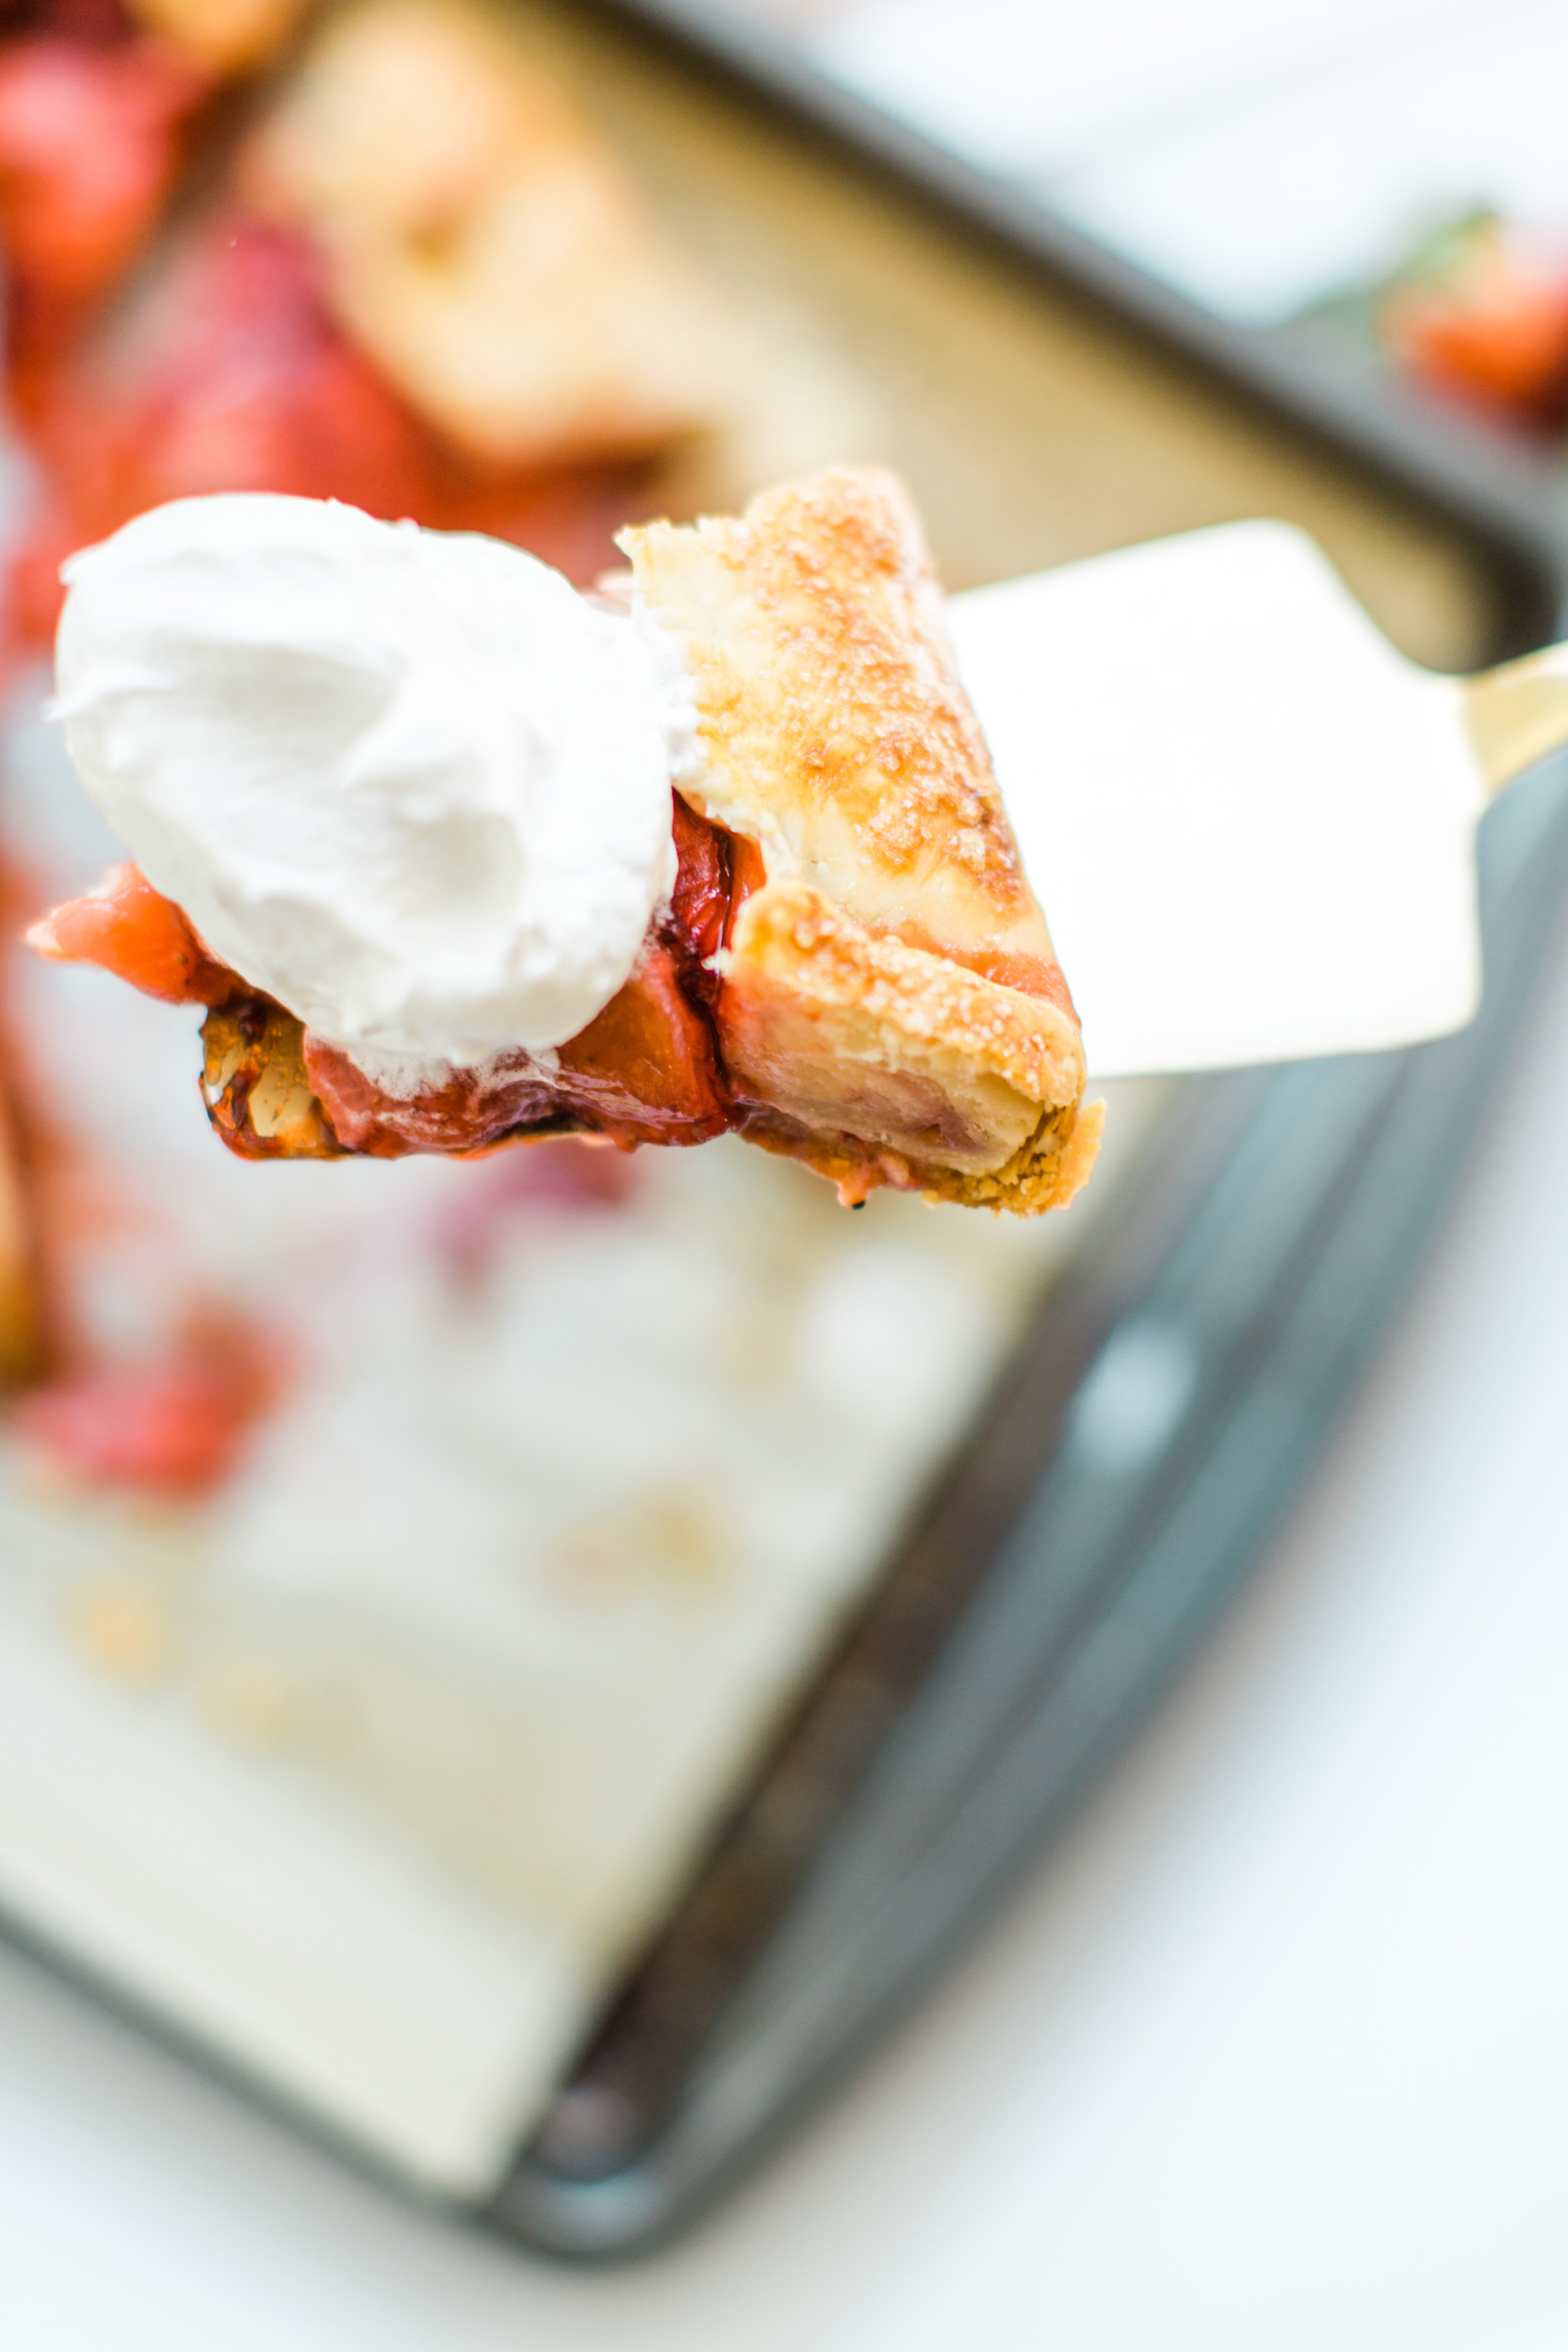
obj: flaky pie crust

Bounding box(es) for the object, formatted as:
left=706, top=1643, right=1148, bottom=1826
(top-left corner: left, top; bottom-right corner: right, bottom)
left=622, top=468, right=1100, bottom=1213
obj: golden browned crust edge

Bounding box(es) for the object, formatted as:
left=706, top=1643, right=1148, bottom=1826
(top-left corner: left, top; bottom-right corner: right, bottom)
left=620, top=465, right=1064, bottom=968
left=736, top=1092, right=1103, bottom=1215
left=925, top=1092, right=1105, bottom=1213
left=201, top=998, right=345, bottom=1160
left=620, top=466, right=1093, bottom=1215
left=245, top=0, right=736, bottom=469
left=727, top=881, right=1084, bottom=1110
left=723, top=883, right=1093, bottom=1215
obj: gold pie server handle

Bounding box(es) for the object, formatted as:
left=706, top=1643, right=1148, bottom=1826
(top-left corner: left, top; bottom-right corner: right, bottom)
left=1464, top=641, right=1568, bottom=797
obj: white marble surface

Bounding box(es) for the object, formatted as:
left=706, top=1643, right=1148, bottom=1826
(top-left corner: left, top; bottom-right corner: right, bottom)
left=6, top=858, right=1568, bottom=2346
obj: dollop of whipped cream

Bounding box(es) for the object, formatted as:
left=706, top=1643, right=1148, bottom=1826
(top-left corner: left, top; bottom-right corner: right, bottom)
left=54, top=493, right=687, bottom=1070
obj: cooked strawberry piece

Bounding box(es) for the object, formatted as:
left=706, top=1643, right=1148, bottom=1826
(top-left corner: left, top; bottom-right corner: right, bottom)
left=1382, top=221, right=1568, bottom=433
left=555, top=941, right=729, bottom=1145
left=663, top=791, right=729, bottom=987
left=29, top=791, right=742, bottom=1162
left=302, top=939, right=729, bottom=1158
left=0, top=33, right=208, bottom=385
left=269, top=800, right=737, bottom=1156
left=12, top=1312, right=280, bottom=1497
left=27, top=861, right=237, bottom=1005
left=301, top=1036, right=564, bottom=1157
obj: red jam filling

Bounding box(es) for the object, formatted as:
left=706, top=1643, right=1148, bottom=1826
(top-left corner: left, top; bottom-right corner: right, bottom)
left=297, top=793, right=734, bottom=1155
left=32, top=798, right=738, bottom=1155
left=32, top=795, right=1074, bottom=1164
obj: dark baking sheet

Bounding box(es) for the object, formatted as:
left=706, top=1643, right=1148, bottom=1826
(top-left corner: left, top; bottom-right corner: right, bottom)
left=2, top=0, right=1564, bottom=2256
left=478, top=0, right=1568, bottom=2259
left=596, top=0, right=1568, bottom=636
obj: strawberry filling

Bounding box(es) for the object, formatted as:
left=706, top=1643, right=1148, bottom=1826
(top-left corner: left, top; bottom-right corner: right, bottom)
left=29, top=793, right=1073, bottom=1172
left=31, top=798, right=738, bottom=1157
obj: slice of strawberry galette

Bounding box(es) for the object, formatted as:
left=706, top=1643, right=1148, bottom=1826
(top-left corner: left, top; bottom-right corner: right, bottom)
left=33, top=468, right=1101, bottom=1213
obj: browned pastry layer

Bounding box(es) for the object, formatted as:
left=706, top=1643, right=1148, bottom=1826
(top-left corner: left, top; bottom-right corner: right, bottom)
left=201, top=994, right=345, bottom=1160
left=243, top=0, right=738, bottom=469
left=621, top=467, right=1098, bottom=1212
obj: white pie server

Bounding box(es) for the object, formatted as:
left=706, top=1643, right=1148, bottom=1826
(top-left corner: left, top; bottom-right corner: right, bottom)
left=948, top=520, right=1568, bottom=1081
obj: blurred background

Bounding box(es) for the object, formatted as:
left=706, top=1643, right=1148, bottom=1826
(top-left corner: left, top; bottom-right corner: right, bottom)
left=0, top=1, right=1565, bottom=2345
left=736, top=0, right=1568, bottom=440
